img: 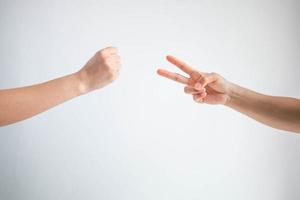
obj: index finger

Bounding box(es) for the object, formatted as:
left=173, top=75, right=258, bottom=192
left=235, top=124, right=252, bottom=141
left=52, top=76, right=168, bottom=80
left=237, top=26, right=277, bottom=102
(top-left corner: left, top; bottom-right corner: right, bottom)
left=166, top=55, right=196, bottom=75
left=157, top=69, right=189, bottom=85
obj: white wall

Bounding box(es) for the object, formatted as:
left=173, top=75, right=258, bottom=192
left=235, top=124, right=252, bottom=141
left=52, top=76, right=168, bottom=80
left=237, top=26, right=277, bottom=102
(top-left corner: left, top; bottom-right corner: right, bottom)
left=0, top=0, right=300, bottom=199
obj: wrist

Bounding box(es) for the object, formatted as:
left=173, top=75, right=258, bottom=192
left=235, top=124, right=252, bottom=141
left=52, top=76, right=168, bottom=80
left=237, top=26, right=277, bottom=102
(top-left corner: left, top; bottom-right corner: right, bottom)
left=224, top=82, right=239, bottom=107
left=72, top=71, right=90, bottom=95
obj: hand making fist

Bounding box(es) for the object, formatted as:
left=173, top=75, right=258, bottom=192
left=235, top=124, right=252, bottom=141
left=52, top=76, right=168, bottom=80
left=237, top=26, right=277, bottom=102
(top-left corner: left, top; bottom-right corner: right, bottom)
left=157, top=55, right=231, bottom=105
left=76, top=47, right=121, bottom=94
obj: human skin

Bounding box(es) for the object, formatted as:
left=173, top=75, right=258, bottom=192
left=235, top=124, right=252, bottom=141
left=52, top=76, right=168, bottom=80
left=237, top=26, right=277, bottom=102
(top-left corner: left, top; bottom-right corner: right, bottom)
left=0, top=47, right=121, bottom=126
left=157, top=55, right=300, bottom=133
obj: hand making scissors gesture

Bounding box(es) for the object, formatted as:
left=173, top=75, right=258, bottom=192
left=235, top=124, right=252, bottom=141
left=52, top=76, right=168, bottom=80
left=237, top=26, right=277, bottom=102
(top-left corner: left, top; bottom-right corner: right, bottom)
left=157, top=55, right=231, bottom=105
left=157, top=55, right=300, bottom=133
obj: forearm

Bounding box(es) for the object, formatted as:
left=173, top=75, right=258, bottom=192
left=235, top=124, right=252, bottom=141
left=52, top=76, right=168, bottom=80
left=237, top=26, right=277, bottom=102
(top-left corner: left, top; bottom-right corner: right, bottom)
left=0, top=47, right=120, bottom=127
left=225, top=83, right=300, bottom=133
left=0, top=73, right=83, bottom=126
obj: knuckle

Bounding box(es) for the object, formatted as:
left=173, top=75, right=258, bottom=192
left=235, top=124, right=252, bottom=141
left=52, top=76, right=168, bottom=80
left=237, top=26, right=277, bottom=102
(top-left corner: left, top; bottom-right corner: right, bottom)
left=103, top=60, right=111, bottom=67
left=191, top=71, right=201, bottom=80
left=211, top=72, right=219, bottom=77
left=107, top=69, right=118, bottom=81
left=184, top=87, right=189, bottom=93
left=201, top=77, right=208, bottom=84
left=188, top=78, right=194, bottom=86
left=95, top=51, right=105, bottom=59
left=107, top=46, right=117, bottom=51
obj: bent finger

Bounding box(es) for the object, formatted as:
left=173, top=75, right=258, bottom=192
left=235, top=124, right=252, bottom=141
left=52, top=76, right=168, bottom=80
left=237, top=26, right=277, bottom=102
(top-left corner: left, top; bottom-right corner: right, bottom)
left=193, top=92, right=207, bottom=103
left=184, top=86, right=205, bottom=94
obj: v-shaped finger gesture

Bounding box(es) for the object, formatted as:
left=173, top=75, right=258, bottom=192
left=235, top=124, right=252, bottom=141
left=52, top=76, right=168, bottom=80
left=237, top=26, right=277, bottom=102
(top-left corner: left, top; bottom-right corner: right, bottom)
left=157, top=55, right=229, bottom=104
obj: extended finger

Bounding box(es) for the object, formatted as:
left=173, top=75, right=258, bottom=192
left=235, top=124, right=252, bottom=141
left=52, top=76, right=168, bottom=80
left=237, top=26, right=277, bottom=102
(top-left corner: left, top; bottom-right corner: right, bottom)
left=166, top=55, right=196, bottom=75
left=157, top=69, right=189, bottom=84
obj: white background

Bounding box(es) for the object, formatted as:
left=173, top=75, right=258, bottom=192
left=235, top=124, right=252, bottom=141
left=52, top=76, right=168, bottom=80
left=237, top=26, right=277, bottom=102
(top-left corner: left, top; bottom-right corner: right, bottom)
left=0, top=0, right=300, bottom=199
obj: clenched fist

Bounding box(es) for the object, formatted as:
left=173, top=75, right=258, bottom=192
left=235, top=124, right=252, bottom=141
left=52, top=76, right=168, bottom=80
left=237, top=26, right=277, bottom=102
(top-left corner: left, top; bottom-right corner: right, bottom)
left=76, top=47, right=121, bottom=94
left=157, top=55, right=231, bottom=105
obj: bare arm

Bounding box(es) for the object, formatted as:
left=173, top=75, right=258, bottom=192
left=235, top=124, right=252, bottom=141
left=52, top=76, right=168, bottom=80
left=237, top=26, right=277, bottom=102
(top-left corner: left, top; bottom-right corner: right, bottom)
left=0, top=47, right=121, bottom=126
left=226, top=83, right=300, bottom=133
left=157, top=55, right=300, bottom=133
